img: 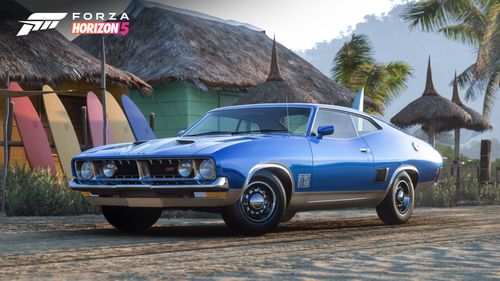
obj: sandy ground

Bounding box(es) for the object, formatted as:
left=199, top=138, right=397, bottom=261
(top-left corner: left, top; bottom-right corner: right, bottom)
left=0, top=206, right=498, bottom=280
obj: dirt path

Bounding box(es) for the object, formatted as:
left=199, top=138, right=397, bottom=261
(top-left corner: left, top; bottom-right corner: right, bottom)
left=0, top=206, right=498, bottom=280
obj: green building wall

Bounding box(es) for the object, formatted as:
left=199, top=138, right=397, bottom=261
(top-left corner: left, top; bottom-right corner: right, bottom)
left=129, top=81, right=243, bottom=138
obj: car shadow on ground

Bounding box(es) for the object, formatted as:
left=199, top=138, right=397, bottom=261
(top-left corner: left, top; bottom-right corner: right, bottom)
left=81, top=217, right=399, bottom=239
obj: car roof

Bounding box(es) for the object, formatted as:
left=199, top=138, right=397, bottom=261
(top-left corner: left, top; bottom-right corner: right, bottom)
left=211, top=103, right=373, bottom=118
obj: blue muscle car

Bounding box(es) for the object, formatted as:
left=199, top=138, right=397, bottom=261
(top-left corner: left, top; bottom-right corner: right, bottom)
left=70, top=104, right=443, bottom=235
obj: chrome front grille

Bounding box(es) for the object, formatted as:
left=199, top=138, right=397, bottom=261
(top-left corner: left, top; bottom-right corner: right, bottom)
left=145, top=159, right=183, bottom=179
left=77, top=159, right=204, bottom=185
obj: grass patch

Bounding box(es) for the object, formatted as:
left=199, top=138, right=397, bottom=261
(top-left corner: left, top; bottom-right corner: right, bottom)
left=2, top=165, right=97, bottom=216
left=415, top=160, right=500, bottom=207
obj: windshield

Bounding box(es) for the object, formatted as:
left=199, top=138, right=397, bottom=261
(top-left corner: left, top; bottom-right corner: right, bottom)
left=184, top=107, right=312, bottom=137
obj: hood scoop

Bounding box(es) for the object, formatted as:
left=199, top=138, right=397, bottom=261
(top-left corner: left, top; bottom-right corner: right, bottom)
left=177, top=139, right=195, bottom=145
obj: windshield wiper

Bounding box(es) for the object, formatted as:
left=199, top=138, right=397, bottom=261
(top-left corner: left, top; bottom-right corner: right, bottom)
left=232, top=129, right=291, bottom=135
left=185, top=131, right=234, bottom=137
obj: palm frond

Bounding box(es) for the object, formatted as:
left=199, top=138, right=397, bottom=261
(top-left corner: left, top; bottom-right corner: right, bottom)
left=438, top=24, right=480, bottom=45
left=402, top=0, right=482, bottom=31
left=481, top=71, right=499, bottom=116
left=331, top=34, right=374, bottom=88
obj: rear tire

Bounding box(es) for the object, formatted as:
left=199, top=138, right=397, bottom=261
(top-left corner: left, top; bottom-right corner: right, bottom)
left=101, top=206, right=162, bottom=232
left=376, top=171, right=414, bottom=225
left=221, top=171, right=286, bottom=235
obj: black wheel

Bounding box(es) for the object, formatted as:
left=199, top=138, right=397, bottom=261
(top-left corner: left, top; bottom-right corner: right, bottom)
left=280, top=210, right=296, bottom=223
left=376, top=171, right=414, bottom=225
left=221, top=171, right=286, bottom=235
left=101, top=206, right=162, bottom=232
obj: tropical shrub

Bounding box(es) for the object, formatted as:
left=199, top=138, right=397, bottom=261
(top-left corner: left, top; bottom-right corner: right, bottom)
left=2, top=165, right=97, bottom=216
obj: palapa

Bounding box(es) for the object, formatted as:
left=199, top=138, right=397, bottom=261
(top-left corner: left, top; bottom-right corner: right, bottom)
left=391, top=57, right=471, bottom=146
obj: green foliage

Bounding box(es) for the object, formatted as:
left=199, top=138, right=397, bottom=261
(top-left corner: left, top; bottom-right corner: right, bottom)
left=331, top=33, right=413, bottom=115
left=416, top=163, right=499, bottom=207
left=2, top=165, right=97, bottom=216
left=402, top=0, right=499, bottom=116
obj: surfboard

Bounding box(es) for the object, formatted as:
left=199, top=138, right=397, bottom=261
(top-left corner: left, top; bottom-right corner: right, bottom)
left=42, top=85, right=81, bottom=176
left=121, top=95, right=156, bottom=141
left=10, top=82, right=56, bottom=174
left=87, top=91, right=115, bottom=147
left=105, top=92, right=135, bottom=143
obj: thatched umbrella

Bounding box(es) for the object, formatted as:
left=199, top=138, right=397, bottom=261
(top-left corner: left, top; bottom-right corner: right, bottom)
left=0, top=0, right=151, bottom=93
left=74, top=0, right=370, bottom=109
left=391, top=57, right=471, bottom=146
left=236, top=39, right=319, bottom=104
left=423, top=73, right=491, bottom=195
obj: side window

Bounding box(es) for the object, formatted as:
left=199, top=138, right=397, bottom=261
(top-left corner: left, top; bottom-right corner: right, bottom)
left=312, top=110, right=357, bottom=139
left=350, top=115, right=380, bottom=136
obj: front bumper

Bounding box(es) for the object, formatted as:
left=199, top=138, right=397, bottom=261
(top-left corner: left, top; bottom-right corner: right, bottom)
left=69, top=177, right=241, bottom=208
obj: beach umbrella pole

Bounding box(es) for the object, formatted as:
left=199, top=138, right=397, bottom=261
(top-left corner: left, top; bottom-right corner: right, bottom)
left=428, top=121, right=436, bottom=147
left=1, top=72, right=10, bottom=217
left=455, top=128, right=461, bottom=200
left=100, top=35, right=107, bottom=145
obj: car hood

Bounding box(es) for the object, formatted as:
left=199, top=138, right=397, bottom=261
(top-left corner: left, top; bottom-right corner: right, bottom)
left=77, top=135, right=259, bottom=158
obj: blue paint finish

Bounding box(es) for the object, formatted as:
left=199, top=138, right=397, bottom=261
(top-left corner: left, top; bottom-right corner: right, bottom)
left=72, top=104, right=443, bottom=198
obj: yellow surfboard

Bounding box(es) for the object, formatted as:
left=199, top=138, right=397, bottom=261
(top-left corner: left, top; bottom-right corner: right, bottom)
left=105, top=91, right=135, bottom=143
left=42, top=85, right=81, bottom=176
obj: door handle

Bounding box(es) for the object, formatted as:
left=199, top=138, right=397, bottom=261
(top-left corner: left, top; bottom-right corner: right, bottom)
left=360, top=148, right=369, bottom=153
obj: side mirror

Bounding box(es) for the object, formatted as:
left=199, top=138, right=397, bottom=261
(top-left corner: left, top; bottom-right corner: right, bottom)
left=317, top=125, right=334, bottom=139
left=177, top=130, right=186, bottom=137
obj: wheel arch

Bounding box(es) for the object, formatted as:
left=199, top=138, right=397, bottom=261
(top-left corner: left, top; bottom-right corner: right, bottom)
left=243, top=163, right=294, bottom=206
left=377, top=165, right=419, bottom=205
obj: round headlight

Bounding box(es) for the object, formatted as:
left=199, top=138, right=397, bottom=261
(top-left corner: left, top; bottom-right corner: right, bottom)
left=178, top=161, right=193, bottom=177
left=80, top=161, right=94, bottom=180
left=103, top=161, right=117, bottom=178
left=199, top=159, right=215, bottom=179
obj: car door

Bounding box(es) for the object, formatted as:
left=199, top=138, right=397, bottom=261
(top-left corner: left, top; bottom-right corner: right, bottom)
left=308, top=109, right=375, bottom=192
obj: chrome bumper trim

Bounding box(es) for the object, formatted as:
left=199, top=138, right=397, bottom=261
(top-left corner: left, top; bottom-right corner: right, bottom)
left=69, top=177, right=229, bottom=193
left=86, top=189, right=241, bottom=208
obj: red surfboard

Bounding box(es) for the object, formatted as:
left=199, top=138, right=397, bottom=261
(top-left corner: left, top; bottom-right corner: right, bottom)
left=10, top=82, right=56, bottom=173
left=87, top=91, right=115, bottom=147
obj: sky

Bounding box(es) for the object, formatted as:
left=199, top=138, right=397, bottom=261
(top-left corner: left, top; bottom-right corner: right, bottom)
left=19, top=0, right=407, bottom=50
left=147, top=0, right=407, bottom=50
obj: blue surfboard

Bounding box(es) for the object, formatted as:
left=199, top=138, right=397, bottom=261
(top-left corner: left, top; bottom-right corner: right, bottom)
left=121, top=95, right=156, bottom=141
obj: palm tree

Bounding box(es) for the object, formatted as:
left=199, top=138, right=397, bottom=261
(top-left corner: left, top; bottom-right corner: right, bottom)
left=403, top=0, right=499, bottom=117
left=331, top=34, right=413, bottom=115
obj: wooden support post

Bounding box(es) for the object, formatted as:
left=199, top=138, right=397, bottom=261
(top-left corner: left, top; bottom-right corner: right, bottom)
left=100, top=35, right=107, bottom=145
left=1, top=72, right=9, bottom=216
left=479, top=139, right=491, bottom=185
left=81, top=106, right=88, bottom=149
left=496, top=166, right=500, bottom=185
left=149, top=112, right=155, bottom=132
left=6, top=102, right=13, bottom=162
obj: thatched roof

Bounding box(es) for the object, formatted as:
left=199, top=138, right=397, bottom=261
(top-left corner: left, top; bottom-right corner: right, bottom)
left=236, top=39, right=319, bottom=104
left=423, top=73, right=492, bottom=133
left=0, top=0, right=151, bottom=93
left=391, top=57, right=471, bottom=128
left=73, top=0, right=355, bottom=106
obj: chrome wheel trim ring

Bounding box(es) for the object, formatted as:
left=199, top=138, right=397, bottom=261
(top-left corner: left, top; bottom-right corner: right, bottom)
left=394, top=180, right=411, bottom=215
left=240, top=181, right=277, bottom=223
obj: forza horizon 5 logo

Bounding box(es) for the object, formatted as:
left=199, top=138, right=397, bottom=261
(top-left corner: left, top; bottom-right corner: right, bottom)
left=17, top=12, right=130, bottom=36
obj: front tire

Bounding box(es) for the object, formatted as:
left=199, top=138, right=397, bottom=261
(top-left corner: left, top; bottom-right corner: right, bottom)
left=376, top=171, right=414, bottom=225
left=280, top=210, right=296, bottom=223
left=101, top=206, right=162, bottom=232
left=221, top=172, right=286, bottom=235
